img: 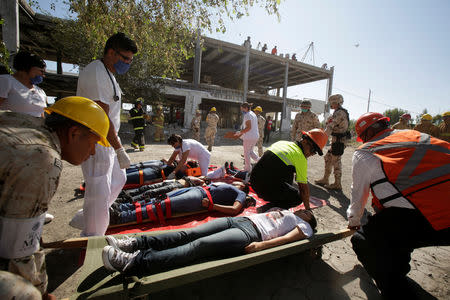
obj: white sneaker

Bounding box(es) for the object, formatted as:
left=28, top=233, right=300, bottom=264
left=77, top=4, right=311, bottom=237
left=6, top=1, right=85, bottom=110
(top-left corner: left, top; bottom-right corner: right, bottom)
left=102, top=245, right=139, bottom=272
left=44, top=213, right=54, bottom=224
left=105, top=235, right=137, bottom=253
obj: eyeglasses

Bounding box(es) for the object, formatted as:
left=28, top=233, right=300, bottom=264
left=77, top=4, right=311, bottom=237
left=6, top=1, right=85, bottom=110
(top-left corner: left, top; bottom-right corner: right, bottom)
left=114, top=49, right=133, bottom=63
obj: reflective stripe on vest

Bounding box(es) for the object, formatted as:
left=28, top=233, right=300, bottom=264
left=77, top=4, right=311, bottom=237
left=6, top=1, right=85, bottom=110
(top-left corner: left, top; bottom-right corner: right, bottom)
left=358, top=130, right=450, bottom=230
left=130, top=116, right=144, bottom=120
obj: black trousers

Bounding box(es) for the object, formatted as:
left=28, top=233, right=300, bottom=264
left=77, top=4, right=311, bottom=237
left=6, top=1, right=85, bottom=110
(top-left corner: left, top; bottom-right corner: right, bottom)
left=351, top=207, right=450, bottom=299
left=250, top=150, right=301, bottom=209
left=132, top=129, right=145, bottom=148
left=263, top=130, right=271, bottom=143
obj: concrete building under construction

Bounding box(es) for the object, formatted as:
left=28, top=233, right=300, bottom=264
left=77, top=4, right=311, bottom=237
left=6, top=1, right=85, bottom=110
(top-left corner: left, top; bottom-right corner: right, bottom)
left=1, top=0, right=334, bottom=132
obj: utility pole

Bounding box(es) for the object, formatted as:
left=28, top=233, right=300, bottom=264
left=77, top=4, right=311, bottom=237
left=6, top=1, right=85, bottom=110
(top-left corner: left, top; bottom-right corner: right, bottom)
left=367, top=89, right=372, bottom=112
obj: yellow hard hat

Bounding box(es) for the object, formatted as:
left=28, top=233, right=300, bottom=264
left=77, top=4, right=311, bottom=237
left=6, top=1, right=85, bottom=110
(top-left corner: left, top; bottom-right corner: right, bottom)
left=44, top=96, right=110, bottom=147
left=443, top=111, right=450, bottom=117
left=210, top=107, right=217, bottom=112
left=421, top=113, right=432, bottom=121
left=254, top=106, right=262, bottom=112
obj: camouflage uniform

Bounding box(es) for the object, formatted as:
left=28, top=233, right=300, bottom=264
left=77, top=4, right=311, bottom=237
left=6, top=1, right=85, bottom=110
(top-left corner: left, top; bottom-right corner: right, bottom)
left=413, top=121, right=440, bottom=138
left=438, top=122, right=450, bottom=142
left=191, top=112, right=201, bottom=141
left=0, top=111, right=62, bottom=294
left=256, top=114, right=266, bottom=156
left=316, top=102, right=349, bottom=190
left=392, top=120, right=410, bottom=130
left=291, top=110, right=320, bottom=141
left=205, top=112, right=219, bottom=151
left=153, top=108, right=165, bottom=142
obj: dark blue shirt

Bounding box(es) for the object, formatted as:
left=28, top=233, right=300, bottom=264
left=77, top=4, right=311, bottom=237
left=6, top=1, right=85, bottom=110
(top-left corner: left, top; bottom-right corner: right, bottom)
left=208, top=183, right=246, bottom=205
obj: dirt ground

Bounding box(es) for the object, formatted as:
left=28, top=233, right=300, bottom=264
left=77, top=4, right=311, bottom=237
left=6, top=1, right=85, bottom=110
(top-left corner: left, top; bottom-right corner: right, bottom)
left=43, top=125, right=450, bottom=299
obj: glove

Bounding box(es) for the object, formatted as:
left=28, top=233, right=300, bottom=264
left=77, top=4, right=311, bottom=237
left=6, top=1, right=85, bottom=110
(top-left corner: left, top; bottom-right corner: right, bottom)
left=115, top=147, right=131, bottom=169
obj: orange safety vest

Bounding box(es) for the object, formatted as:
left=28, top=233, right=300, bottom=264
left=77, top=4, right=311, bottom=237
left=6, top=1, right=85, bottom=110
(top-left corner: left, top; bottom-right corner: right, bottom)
left=358, top=130, right=450, bottom=231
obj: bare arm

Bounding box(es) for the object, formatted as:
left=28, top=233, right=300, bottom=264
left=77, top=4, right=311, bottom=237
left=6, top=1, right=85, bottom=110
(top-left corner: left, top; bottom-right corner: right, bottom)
left=95, top=100, right=122, bottom=149
left=245, top=227, right=306, bottom=253
left=236, top=120, right=252, bottom=137
left=297, top=182, right=310, bottom=210
left=166, top=151, right=179, bottom=166
left=172, top=150, right=189, bottom=174
left=202, top=199, right=243, bottom=215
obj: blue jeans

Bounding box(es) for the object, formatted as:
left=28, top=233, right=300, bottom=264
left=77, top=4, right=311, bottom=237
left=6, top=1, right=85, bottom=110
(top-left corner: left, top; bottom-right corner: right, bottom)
left=129, top=217, right=261, bottom=276
left=118, top=186, right=206, bottom=223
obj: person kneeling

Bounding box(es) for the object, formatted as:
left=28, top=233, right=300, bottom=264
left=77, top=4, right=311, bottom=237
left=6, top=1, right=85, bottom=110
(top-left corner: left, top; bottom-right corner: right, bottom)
left=103, top=209, right=317, bottom=275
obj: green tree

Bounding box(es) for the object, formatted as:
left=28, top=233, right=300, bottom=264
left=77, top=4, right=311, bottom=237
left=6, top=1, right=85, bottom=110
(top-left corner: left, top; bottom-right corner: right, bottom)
left=33, top=0, right=281, bottom=104
left=382, top=108, right=408, bottom=125
left=0, top=19, right=12, bottom=74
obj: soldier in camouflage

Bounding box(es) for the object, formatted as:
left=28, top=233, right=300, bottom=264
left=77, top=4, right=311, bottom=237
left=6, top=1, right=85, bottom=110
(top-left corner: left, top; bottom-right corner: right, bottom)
left=253, top=106, right=266, bottom=156
left=191, top=110, right=202, bottom=141
left=205, top=107, right=219, bottom=151
left=438, top=111, right=450, bottom=142
left=152, top=105, right=165, bottom=142
left=291, top=100, right=320, bottom=142
left=315, top=94, right=350, bottom=190
left=391, top=113, right=411, bottom=130
left=414, top=114, right=440, bottom=138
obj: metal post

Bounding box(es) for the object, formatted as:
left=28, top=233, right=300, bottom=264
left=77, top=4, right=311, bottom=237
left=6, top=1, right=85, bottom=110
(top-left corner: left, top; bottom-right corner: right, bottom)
left=325, top=66, right=334, bottom=115
left=367, top=89, right=371, bottom=112
left=1, top=0, right=20, bottom=67
left=243, top=38, right=250, bottom=102
left=193, top=29, right=202, bottom=87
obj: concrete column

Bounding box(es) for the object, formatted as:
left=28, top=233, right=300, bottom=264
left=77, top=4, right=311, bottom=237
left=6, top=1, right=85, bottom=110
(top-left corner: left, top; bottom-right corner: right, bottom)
left=183, top=92, right=202, bottom=128
left=1, top=0, right=20, bottom=66
left=280, top=61, right=291, bottom=132
left=243, top=39, right=250, bottom=102
left=325, top=66, right=334, bottom=115
left=193, top=29, right=202, bottom=87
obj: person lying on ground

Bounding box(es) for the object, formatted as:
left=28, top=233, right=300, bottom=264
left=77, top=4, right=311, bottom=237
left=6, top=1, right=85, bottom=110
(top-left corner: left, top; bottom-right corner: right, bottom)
left=116, top=176, right=208, bottom=204
left=163, top=134, right=211, bottom=179
left=109, top=182, right=254, bottom=225
left=125, top=160, right=176, bottom=186
left=103, top=208, right=317, bottom=275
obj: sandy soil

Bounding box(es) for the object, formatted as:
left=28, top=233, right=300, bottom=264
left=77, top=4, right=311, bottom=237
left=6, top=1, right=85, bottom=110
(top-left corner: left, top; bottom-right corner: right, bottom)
left=43, top=125, right=450, bottom=299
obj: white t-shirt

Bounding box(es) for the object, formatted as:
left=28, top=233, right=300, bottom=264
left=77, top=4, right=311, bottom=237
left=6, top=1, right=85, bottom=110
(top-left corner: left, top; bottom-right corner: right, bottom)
left=176, top=139, right=211, bottom=161
left=76, top=60, right=122, bottom=132
left=247, top=209, right=313, bottom=241
left=241, top=111, right=259, bottom=140
left=0, top=74, right=47, bottom=117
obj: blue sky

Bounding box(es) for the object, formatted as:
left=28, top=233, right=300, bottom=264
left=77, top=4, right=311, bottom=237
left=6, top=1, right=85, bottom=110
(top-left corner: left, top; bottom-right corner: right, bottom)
left=36, top=0, right=450, bottom=120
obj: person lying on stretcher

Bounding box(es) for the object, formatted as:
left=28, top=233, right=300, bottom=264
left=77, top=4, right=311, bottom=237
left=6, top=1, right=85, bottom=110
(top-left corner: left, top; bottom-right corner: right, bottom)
left=109, top=182, right=255, bottom=225
left=116, top=176, right=209, bottom=204
left=125, top=160, right=176, bottom=186
left=103, top=208, right=317, bottom=275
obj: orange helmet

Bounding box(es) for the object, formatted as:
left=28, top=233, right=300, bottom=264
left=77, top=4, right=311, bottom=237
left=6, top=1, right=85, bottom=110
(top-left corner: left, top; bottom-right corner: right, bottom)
left=302, top=129, right=328, bottom=156
left=355, top=112, right=390, bottom=142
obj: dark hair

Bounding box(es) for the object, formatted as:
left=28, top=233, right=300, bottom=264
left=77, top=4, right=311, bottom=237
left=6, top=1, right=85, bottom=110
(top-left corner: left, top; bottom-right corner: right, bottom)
left=104, top=32, right=138, bottom=55
left=241, top=102, right=253, bottom=109
left=45, top=112, right=88, bottom=132
left=167, top=134, right=182, bottom=145
left=308, top=212, right=317, bottom=230
left=13, top=51, right=46, bottom=72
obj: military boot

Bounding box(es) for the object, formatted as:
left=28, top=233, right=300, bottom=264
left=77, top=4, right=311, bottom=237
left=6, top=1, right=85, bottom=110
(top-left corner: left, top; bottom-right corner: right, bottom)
left=315, top=169, right=331, bottom=186
left=325, top=174, right=342, bottom=190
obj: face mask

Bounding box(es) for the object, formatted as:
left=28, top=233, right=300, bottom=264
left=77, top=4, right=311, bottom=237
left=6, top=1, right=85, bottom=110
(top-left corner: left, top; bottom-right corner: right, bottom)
left=242, top=111, right=248, bottom=115
left=301, top=108, right=308, bottom=113
left=30, top=75, right=43, bottom=85
left=174, top=146, right=181, bottom=150
left=114, top=60, right=131, bottom=75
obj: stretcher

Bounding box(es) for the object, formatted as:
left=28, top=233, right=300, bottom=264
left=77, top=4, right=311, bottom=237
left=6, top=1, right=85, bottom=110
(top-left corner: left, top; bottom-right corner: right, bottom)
left=68, top=228, right=353, bottom=299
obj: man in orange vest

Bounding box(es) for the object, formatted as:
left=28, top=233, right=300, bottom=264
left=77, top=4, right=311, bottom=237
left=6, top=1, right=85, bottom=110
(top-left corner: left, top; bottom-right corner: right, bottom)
left=348, top=112, right=450, bottom=299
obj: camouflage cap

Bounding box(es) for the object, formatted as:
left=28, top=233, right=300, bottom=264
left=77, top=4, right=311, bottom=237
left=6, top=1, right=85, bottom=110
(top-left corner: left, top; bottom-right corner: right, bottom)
left=328, top=94, right=343, bottom=105
left=301, top=100, right=312, bottom=108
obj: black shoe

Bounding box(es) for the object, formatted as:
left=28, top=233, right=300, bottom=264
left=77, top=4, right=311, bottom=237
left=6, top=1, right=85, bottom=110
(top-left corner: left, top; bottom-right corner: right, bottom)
left=224, top=162, right=229, bottom=169
left=257, top=202, right=275, bottom=213
left=109, top=207, right=121, bottom=225
left=230, top=162, right=235, bottom=170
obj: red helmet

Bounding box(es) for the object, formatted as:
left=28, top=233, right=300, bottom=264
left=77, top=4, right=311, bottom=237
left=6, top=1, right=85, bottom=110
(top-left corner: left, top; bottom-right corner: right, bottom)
left=401, top=113, right=411, bottom=120
left=355, top=112, right=390, bottom=142
left=302, top=129, right=328, bottom=156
